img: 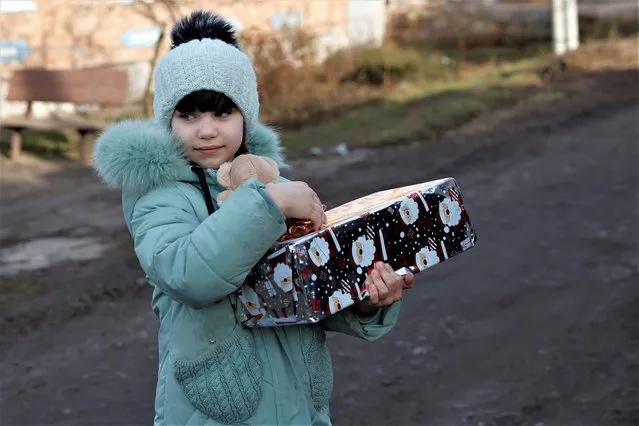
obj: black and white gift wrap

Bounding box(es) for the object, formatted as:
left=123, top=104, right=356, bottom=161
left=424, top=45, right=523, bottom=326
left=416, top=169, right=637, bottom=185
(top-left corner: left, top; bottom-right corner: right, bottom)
left=235, top=177, right=477, bottom=327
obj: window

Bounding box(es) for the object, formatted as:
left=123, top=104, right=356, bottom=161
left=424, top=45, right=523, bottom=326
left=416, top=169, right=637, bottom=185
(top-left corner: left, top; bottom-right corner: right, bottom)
left=74, top=0, right=154, bottom=3
left=106, top=0, right=155, bottom=3
left=0, top=0, right=37, bottom=13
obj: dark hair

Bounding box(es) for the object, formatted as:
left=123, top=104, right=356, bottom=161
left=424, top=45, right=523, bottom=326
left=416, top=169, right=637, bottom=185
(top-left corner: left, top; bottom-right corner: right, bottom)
left=171, top=10, right=239, bottom=49
left=174, top=90, right=237, bottom=115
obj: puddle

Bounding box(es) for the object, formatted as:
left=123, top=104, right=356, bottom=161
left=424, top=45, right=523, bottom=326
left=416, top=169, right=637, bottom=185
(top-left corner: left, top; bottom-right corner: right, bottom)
left=0, top=237, right=112, bottom=277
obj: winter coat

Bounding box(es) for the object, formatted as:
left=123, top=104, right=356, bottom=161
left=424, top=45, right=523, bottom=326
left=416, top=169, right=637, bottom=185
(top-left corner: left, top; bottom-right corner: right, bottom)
left=93, top=119, right=401, bottom=425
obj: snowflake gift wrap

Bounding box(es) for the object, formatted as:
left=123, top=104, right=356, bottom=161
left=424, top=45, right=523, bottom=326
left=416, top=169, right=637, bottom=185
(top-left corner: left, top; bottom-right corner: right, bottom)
left=234, top=177, right=477, bottom=327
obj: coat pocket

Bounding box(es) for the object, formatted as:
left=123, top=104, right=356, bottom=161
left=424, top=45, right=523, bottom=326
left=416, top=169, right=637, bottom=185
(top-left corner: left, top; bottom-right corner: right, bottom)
left=173, top=327, right=262, bottom=424
left=301, top=325, right=334, bottom=411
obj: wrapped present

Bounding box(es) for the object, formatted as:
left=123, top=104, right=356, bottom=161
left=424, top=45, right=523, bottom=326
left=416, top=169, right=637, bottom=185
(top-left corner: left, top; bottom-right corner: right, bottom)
left=234, top=177, right=477, bottom=327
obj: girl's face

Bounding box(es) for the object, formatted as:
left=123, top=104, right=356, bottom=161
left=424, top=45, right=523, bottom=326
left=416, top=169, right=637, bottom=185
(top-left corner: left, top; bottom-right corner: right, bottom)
left=171, top=92, right=244, bottom=169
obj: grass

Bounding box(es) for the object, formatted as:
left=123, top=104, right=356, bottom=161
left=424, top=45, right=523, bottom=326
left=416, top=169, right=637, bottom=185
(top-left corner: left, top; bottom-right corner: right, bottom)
left=0, top=129, right=70, bottom=159
left=281, top=56, right=545, bottom=152
left=446, top=43, right=552, bottom=65
left=0, top=128, right=98, bottom=161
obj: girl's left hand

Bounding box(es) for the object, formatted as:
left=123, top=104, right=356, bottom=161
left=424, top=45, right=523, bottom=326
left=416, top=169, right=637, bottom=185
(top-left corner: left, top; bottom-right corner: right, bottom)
left=353, top=262, right=414, bottom=315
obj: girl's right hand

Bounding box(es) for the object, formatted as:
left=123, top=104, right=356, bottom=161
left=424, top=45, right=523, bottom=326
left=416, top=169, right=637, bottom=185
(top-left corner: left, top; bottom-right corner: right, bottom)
left=266, top=181, right=327, bottom=230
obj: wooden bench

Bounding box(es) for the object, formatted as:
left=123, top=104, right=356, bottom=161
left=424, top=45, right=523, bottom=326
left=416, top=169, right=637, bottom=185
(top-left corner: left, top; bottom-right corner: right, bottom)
left=0, top=68, right=128, bottom=164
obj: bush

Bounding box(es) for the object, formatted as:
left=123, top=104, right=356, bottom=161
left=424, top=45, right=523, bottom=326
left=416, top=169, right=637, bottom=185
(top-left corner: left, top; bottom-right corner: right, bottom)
left=327, top=44, right=451, bottom=85
left=238, top=29, right=453, bottom=126
left=347, top=45, right=421, bottom=85
left=240, top=28, right=327, bottom=123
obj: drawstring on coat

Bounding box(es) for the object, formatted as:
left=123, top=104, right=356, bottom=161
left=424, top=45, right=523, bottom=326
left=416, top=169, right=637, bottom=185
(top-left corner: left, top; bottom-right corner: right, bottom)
left=191, top=166, right=216, bottom=215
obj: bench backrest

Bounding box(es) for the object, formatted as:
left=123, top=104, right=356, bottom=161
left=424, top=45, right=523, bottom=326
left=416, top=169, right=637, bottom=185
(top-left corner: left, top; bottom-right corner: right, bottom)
left=6, top=68, right=129, bottom=106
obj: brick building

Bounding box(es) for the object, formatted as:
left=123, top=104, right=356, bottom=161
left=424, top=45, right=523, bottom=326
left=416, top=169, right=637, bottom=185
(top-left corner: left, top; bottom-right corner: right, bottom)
left=0, top=0, right=387, bottom=117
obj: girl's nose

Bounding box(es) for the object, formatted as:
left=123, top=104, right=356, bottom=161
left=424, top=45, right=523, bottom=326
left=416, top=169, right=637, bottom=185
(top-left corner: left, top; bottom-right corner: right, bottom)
left=197, top=114, right=219, bottom=139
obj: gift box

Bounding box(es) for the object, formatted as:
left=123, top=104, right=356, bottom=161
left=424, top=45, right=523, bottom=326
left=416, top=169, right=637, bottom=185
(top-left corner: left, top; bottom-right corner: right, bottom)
left=234, top=177, right=477, bottom=327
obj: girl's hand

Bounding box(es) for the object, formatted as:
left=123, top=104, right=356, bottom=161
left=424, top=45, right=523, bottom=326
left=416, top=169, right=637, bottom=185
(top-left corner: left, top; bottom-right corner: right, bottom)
left=353, top=262, right=414, bottom=315
left=266, top=181, right=327, bottom=230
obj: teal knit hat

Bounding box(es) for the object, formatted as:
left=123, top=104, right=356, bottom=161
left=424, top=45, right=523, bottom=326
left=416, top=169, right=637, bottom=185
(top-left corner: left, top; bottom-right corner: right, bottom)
left=153, top=11, right=259, bottom=137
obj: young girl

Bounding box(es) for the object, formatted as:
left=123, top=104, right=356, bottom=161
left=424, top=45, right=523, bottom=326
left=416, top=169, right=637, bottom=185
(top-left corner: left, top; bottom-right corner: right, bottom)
left=94, top=10, right=414, bottom=426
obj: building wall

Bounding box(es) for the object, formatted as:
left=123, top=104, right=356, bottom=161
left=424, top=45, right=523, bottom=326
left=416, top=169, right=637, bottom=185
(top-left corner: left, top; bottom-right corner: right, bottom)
left=0, top=0, right=386, bottom=118
left=0, top=0, right=351, bottom=74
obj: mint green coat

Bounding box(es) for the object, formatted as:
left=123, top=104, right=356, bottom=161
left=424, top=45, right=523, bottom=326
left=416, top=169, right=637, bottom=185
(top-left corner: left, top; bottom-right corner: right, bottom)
left=93, top=119, right=401, bottom=425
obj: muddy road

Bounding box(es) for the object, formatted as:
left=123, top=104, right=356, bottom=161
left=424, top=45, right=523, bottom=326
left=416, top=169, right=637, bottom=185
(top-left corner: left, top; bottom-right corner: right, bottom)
left=0, top=70, right=637, bottom=426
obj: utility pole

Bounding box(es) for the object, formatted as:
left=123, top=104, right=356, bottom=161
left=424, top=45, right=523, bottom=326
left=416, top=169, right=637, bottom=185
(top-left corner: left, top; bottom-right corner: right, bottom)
left=565, top=0, right=580, bottom=51
left=552, top=0, right=580, bottom=56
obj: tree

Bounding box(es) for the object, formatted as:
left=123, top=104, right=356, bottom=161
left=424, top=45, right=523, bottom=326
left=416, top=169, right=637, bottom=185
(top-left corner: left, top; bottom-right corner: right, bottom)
left=61, top=1, right=116, bottom=68
left=35, top=0, right=62, bottom=67
left=129, top=0, right=183, bottom=117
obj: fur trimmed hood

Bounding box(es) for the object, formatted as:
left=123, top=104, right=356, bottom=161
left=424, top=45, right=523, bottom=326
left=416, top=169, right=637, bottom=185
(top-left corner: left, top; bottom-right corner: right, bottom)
left=93, top=119, right=285, bottom=196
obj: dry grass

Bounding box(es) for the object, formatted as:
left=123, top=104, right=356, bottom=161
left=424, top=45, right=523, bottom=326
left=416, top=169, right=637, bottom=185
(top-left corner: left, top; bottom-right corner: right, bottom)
left=563, top=37, right=638, bottom=70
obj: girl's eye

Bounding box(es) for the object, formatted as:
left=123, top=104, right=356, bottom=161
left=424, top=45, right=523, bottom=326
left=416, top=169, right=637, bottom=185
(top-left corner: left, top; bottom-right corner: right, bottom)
left=179, top=112, right=197, bottom=120
left=216, top=108, right=234, bottom=118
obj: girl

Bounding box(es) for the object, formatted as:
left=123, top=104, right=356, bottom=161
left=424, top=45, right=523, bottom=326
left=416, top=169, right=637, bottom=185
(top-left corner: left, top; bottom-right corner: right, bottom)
left=94, top=10, right=414, bottom=426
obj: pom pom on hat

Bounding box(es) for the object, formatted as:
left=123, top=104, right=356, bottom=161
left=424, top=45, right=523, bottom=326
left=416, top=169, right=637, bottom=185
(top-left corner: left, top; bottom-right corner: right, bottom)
left=171, top=10, right=239, bottom=49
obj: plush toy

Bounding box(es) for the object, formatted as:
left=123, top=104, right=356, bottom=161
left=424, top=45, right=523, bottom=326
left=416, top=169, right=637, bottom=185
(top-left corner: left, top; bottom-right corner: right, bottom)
left=216, top=153, right=320, bottom=242
left=216, top=153, right=280, bottom=204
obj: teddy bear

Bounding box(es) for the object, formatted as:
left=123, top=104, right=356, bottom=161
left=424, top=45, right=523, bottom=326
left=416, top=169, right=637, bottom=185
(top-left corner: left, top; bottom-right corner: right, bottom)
left=216, top=153, right=321, bottom=242
left=216, top=153, right=280, bottom=204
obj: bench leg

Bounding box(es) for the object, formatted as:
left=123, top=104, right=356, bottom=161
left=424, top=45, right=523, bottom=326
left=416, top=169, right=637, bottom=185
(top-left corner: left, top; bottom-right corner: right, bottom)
left=10, top=129, right=22, bottom=160
left=78, top=131, right=91, bottom=165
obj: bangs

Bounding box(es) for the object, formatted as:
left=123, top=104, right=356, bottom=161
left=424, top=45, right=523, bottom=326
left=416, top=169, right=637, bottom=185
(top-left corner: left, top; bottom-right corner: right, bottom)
left=174, top=90, right=238, bottom=114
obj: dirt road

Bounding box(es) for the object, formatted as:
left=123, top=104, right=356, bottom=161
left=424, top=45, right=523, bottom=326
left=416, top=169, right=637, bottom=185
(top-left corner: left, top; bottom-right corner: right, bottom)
left=0, top=69, right=637, bottom=426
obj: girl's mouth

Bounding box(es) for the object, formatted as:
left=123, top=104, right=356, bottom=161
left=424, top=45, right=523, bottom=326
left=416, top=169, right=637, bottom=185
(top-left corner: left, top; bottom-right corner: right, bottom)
left=196, top=146, right=223, bottom=156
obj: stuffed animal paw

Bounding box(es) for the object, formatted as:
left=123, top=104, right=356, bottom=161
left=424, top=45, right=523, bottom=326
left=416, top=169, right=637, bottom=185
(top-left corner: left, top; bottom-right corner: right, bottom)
left=216, top=154, right=280, bottom=205
left=216, top=154, right=321, bottom=242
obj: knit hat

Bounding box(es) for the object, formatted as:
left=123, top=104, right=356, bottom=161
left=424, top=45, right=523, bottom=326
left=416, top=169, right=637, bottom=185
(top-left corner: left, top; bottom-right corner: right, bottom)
left=153, top=11, right=259, bottom=137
